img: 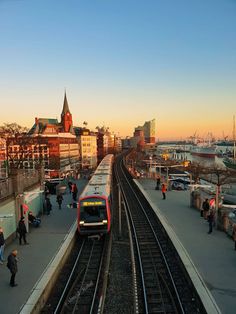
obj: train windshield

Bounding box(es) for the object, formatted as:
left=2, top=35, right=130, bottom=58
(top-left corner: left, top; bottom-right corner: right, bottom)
left=80, top=198, right=107, bottom=222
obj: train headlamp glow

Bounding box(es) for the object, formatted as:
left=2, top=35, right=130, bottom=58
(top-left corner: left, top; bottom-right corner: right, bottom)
left=79, top=221, right=85, bottom=225
left=102, top=220, right=108, bottom=224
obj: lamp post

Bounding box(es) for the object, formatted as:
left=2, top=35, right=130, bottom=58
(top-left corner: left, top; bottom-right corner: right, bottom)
left=215, top=168, right=221, bottom=229
left=118, top=183, right=122, bottom=239
left=149, top=156, right=152, bottom=178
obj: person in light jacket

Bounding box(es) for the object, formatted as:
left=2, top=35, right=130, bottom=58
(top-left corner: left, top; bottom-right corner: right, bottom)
left=161, top=183, right=167, bottom=200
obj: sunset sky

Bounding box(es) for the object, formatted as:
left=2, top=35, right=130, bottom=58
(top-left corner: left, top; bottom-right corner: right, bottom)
left=0, top=0, right=235, bottom=140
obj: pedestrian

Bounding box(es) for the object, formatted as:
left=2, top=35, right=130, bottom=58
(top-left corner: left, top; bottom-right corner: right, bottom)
left=161, top=183, right=167, bottom=200
left=7, top=249, right=18, bottom=287
left=68, top=181, right=72, bottom=194
left=44, top=184, right=50, bottom=199
left=0, top=227, right=5, bottom=264
left=232, top=226, right=236, bottom=251
left=56, top=194, right=63, bottom=209
left=17, top=217, right=29, bottom=245
left=28, top=211, right=41, bottom=227
left=45, top=196, right=52, bottom=215
left=202, top=198, right=210, bottom=219
left=155, top=176, right=161, bottom=190
left=72, top=183, right=78, bottom=201
left=207, top=210, right=214, bottom=234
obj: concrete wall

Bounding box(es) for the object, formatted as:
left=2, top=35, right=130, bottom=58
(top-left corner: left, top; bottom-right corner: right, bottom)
left=0, top=186, right=44, bottom=242
left=24, top=187, right=44, bottom=217
left=0, top=197, right=17, bottom=242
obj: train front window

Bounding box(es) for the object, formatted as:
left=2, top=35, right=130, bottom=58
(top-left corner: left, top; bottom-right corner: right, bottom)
left=80, top=202, right=107, bottom=222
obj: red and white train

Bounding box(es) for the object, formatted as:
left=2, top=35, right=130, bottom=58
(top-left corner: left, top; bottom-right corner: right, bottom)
left=77, top=154, right=113, bottom=235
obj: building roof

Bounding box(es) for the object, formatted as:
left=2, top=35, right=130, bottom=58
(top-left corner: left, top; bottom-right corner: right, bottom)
left=28, top=118, right=59, bottom=135
left=61, top=92, right=70, bottom=115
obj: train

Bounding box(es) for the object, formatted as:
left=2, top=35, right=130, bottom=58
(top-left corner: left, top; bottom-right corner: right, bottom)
left=77, top=154, right=114, bottom=235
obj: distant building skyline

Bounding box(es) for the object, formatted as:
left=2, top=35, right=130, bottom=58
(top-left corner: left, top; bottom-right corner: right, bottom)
left=0, top=92, right=123, bottom=177
left=135, top=119, right=156, bottom=144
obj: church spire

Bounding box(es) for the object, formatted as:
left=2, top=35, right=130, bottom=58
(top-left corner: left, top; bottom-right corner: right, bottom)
left=61, top=91, right=70, bottom=115
left=61, top=91, right=73, bottom=133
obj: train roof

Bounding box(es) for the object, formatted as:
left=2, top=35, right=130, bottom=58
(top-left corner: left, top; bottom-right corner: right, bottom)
left=80, top=154, right=113, bottom=199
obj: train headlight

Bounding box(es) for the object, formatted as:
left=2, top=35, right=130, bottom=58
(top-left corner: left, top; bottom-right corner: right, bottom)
left=102, top=220, right=108, bottom=224
left=79, top=221, right=85, bottom=225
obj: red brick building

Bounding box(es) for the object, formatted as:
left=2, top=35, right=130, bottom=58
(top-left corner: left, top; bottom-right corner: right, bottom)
left=8, top=93, right=80, bottom=178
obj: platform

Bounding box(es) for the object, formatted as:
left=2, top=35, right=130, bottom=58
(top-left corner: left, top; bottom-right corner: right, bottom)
left=137, top=178, right=236, bottom=314
left=0, top=179, right=87, bottom=314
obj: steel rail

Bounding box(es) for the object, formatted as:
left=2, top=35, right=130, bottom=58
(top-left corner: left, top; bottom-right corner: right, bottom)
left=72, top=241, right=96, bottom=314
left=114, top=162, right=140, bottom=314
left=73, top=238, right=105, bottom=314
left=58, top=237, right=105, bottom=314
left=116, top=172, right=149, bottom=312
left=118, top=156, right=185, bottom=313
left=53, top=239, right=86, bottom=314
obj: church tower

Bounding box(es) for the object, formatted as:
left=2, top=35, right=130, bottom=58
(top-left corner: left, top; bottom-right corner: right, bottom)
left=61, top=92, right=73, bottom=133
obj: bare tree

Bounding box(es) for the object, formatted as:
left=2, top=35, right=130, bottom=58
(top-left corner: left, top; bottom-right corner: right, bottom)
left=0, top=123, right=48, bottom=174
left=187, top=162, right=236, bottom=185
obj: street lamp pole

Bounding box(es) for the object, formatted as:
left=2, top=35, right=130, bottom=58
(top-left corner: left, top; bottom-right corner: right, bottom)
left=215, top=170, right=221, bottom=229
left=118, top=184, right=122, bottom=239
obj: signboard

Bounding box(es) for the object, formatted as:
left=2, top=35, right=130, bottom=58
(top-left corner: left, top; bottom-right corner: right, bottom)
left=81, top=199, right=106, bottom=207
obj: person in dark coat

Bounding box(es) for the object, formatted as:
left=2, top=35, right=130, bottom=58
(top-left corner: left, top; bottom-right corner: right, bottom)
left=56, top=194, right=63, bottom=209
left=28, top=211, right=41, bottom=227
left=17, top=217, right=29, bottom=245
left=72, top=183, right=78, bottom=201
left=0, top=227, right=5, bottom=264
left=45, top=197, right=52, bottom=215
left=207, top=210, right=214, bottom=234
left=155, top=176, right=161, bottom=190
left=68, top=181, right=72, bottom=194
left=233, top=226, right=236, bottom=251
left=7, top=249, right=18, bottom=287
left=202, top=198, right=210, bottom=218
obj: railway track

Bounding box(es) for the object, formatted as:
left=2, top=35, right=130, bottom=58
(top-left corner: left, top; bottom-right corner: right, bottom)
left=115, top=155, right=207, bottom=314
left=59, top=236, right=106, bottom=313
left=42, top=235, right=109, bottom=314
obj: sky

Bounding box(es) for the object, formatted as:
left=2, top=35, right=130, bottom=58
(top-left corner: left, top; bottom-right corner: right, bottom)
left=0, top=0, right=236, bottom=140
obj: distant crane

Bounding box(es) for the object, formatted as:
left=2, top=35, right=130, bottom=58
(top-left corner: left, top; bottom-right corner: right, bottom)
left=222, top=131, right=228, bottom=141
left=188, top=130, right=198, bottom=144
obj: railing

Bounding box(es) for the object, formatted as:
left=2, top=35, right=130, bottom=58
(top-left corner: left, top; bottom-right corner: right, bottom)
left=0, top=178, right=14, bottom=200
left=0, top=170, right=41, bottom=201
left=21, top=170, right=40, bottom=191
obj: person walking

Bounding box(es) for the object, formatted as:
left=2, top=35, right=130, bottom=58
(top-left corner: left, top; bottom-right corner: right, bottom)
left=0, top=227, right=5, bottom=264
left=56, top=194, right=63, bottom=210
left=72, top=183, right=78, bottom=202
left=233, top=226, right=236, bottom=251
left=68, top=181, right=72, bottom=194
left=161, top=183, right=167, bottom=200
left=17, top=217, right=29, bottom=245
left=155, top=176, right=161, bottom=190
left=7, top=249, right=18, bottom=287
left=207, top=210, right=214, bottom=234
left=45, top=196, right=52, bottom=215
left=202, top=198, right=210, bottom=219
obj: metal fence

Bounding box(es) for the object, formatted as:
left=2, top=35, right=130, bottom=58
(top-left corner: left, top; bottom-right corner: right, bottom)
left=0, top=178, right=14, bottom=200
left=0, top=170, right=41, bottom=201
left=21, top=170, right=40, bottom=191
